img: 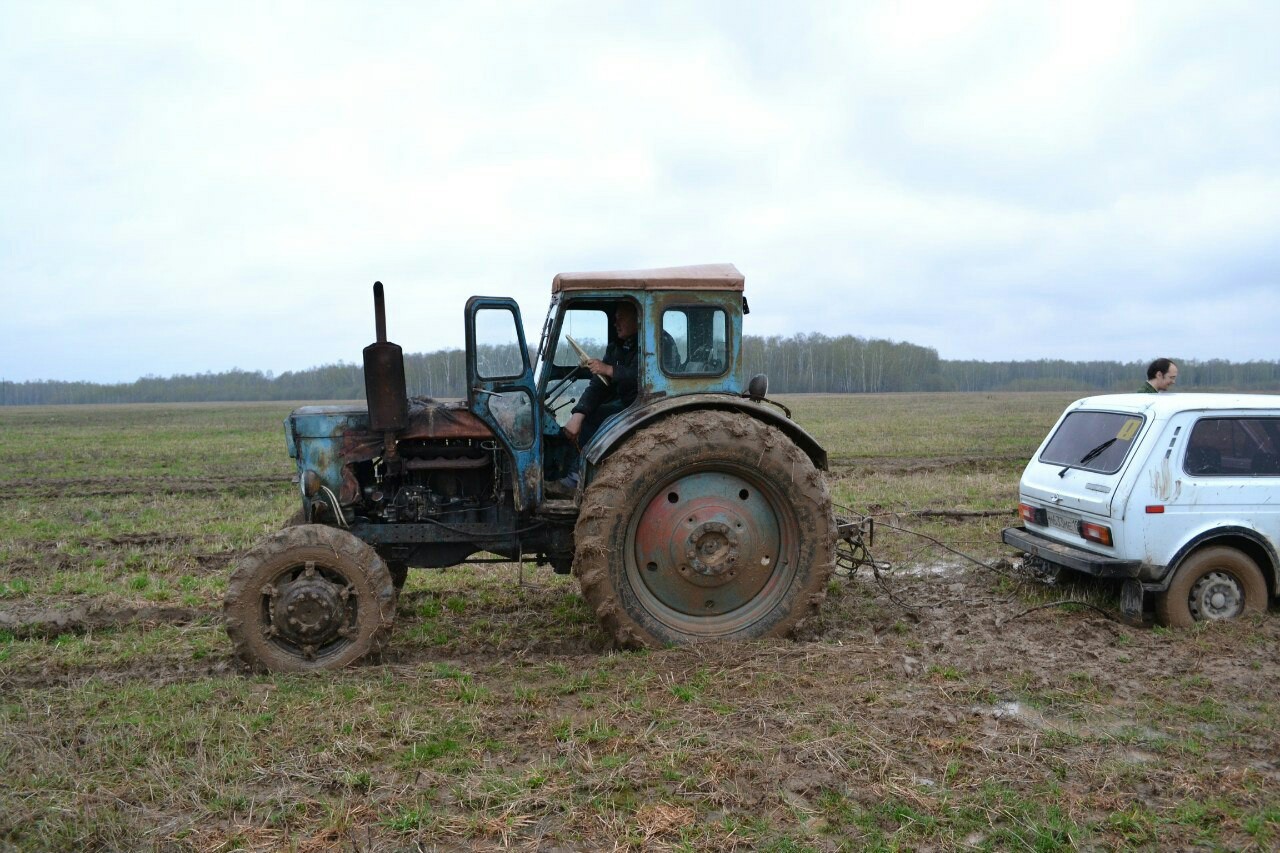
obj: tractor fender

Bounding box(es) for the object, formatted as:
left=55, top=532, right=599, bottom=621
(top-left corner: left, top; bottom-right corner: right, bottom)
left=583, top=393, right=828, bottom=474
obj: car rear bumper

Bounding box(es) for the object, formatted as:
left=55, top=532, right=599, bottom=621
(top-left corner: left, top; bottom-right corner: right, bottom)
left=1001, top=526, right=1143, bottom=579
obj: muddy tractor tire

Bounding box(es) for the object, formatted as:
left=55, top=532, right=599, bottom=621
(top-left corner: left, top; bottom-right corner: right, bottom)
left=224, top=524, right=397, bottom=672
left=1154, top=546, right=1268, bottom=628
left=574, top=410, right=835, bottom=647
left=280, top=507, right=307, bottom=529
left=387, top=559, right=409, bottom=592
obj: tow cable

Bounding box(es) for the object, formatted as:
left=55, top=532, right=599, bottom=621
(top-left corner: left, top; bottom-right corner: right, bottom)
left=833, top=503, right=1123, bottom=623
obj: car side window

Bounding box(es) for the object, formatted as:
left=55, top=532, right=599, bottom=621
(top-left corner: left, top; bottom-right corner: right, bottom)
left=1185, top=417, right=1280, bottom=476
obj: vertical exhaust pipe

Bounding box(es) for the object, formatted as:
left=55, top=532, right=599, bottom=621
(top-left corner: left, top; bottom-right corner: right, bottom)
left=363, top=281, right=409, bottom=459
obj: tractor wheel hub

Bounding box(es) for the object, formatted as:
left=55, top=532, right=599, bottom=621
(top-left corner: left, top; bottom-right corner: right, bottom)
left=273, top=577, right=345, bottom=645
left=686, top=521, right=739, bottom=578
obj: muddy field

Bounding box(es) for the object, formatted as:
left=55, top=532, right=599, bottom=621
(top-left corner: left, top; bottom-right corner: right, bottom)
left=1, top=396, right=1277, bottom=851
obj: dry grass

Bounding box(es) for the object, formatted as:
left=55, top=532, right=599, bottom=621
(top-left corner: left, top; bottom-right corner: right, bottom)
left=1, top=395, right=1278, bottom=851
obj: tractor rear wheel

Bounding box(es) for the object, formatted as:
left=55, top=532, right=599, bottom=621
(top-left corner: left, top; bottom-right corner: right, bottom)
left=574, top=410, right=835, bottom=647
left=224, top=524, right=397, bottom=672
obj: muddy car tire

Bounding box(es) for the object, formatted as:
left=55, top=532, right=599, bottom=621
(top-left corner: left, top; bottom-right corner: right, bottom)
left=1154, top=546, right=1268, bottom=628
left=224, top=524, right=397, bottom=672
left=574, top=410, right=835, bottom=647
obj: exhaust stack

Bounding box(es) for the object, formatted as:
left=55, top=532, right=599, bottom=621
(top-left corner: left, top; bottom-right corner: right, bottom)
left=362, top=281, right=409, bottom=456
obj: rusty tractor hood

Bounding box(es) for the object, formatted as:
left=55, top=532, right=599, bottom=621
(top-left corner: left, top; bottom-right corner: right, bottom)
left=287, top=399, right=494, bottom=499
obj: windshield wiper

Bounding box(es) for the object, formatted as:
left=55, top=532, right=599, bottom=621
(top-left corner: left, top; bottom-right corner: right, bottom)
left=1059, top=437, right=1118, bottom=477
left=1059, top=435, right=1121, bottom=473
left=1078, top=437, right=1117, bottom=465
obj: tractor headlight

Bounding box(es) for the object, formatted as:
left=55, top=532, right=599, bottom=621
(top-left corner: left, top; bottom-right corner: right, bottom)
left=301, top=469, right=322, bottom=497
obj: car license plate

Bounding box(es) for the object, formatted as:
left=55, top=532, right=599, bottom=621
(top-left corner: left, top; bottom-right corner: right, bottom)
left=1046, top=510, right=1078, bottom=535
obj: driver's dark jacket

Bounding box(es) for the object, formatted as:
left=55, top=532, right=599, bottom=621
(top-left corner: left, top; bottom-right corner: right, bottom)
left=572, top=335, right=638, bottom=417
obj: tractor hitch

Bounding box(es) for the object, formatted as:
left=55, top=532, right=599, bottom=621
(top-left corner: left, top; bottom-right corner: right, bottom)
left=835, top=514, right=876, bottom=576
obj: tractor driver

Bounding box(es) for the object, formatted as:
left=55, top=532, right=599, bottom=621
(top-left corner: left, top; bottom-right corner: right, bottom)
left=565, top=301, right=640, bottom=449
left=550, top=302, right=677, bottom=495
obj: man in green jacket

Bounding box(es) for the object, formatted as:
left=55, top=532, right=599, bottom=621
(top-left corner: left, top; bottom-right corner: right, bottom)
left=1139, top=358, right=1178, bottom=393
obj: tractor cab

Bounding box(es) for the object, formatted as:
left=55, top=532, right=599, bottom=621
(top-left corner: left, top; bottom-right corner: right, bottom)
left=463, top=264, right=749, bottom=509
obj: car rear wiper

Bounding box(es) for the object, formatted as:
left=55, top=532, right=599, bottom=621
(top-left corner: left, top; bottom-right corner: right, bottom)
left=1059, top=437, right=1117, bottom=477
left=1079, top=437, right=1117, bottom=465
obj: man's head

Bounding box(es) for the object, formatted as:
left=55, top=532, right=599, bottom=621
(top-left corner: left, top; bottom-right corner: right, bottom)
left=613, top=302, right=638, bottom=340
left=1147, top=358, right=1178, bottom=391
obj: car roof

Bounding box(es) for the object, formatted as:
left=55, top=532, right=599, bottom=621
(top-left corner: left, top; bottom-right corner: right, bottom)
left=551, top=263, right=744, bottom=293
left=1071, top=392, right=1280, bottom=414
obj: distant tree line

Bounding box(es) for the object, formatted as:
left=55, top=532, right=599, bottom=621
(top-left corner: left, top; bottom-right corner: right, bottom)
left=742, top=334, right=948, bottom=393
left=941, top=357, right=1280, bottom=393
left=4, top=336, right=1279, bottom=405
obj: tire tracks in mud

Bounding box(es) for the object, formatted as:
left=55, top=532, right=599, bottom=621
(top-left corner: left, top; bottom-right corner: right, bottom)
left=828, top=453, right=1026, bottom=475
left=0, top=595, right=609, bottom=691
left=0, top=603, right=212, bottom=638
left=0, top=604, right=221, bottom=689
left=0, top=651, right=235, bottom=691
left=11, top=565, right=1270, bottom=704
left=1, top=474, right=290, bottom=500
left=6, top=533, right=235, bottom=575
left=0, top=640, right=605, bottom=692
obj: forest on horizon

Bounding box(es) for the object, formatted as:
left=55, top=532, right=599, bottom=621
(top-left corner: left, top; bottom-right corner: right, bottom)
left=4, top=332, right=1279, bottom=405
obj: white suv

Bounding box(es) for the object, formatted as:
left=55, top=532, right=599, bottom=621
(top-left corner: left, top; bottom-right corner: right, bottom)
left=1003, top=393, right=1280, bottom=626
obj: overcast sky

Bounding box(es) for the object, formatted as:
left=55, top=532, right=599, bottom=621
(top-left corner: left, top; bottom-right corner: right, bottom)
left=2, top=0, right=1277, bottom=383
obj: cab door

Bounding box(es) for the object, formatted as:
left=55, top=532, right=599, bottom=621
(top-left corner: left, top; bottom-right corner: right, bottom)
left=465, top=297, right=542, bottom=510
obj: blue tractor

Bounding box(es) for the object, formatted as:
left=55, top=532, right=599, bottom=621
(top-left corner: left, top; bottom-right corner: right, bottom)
left=224, top=264, right=836, bottom=671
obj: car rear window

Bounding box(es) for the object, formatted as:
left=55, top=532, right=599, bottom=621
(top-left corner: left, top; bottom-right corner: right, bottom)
left=1184, top=417, right=1280, bottom=476
left=1039, top=411, right=1145, bottom=474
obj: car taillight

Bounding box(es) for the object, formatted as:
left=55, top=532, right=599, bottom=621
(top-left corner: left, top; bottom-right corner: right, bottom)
left=1079, top=522, right=1112, bottom=546
left=1018, top=503, right=1047, bottom=525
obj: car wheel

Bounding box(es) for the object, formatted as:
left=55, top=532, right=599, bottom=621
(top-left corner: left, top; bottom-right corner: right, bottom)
left=1154, top=546, right=1268, bottom=628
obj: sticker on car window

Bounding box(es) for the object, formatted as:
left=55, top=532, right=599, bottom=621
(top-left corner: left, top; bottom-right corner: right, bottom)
left=1116, top=419, right=1141, bottom=441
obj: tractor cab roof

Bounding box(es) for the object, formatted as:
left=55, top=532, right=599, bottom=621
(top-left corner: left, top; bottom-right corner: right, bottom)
left=551, top=263, right=744, bottom=293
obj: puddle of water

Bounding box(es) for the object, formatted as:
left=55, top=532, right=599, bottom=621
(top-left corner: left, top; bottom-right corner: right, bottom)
left=974, top=705, right=1166, bottom=752
left=993, top=701, right=1021, bottom=719
left=895, top=561, right=968, bottom=578
left=973, top=701, right=1062, bottom=734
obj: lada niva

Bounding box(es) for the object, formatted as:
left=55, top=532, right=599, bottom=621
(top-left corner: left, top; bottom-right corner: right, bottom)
left=1003, top=393, right=1280, bottom=626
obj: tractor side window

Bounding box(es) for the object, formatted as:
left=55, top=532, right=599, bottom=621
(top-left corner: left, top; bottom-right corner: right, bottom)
left=474, top=307, right=527, bottom=380
left=661, top=306, right=727, bottom=376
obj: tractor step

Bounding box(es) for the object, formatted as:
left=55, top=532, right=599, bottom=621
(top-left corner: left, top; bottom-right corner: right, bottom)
left=537, top=499, right=579, bottom=518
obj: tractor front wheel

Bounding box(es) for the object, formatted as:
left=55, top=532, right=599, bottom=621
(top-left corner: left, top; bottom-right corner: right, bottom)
left=224, top=524, right=397, bottom=672
left=574, top=410, right=835, bottom=647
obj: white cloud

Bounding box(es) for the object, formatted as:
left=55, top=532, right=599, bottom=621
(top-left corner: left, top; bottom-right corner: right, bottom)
left=1, top=0, right=1278, bottom=382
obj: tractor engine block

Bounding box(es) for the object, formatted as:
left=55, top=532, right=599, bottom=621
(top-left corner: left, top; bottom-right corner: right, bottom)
left=358, top=439, right=502, bottom=523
